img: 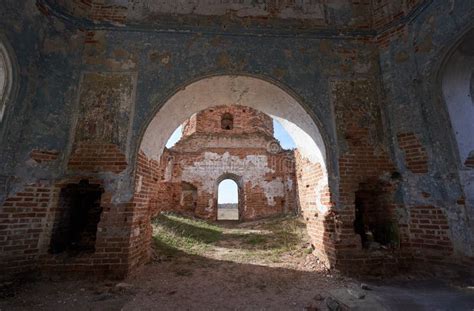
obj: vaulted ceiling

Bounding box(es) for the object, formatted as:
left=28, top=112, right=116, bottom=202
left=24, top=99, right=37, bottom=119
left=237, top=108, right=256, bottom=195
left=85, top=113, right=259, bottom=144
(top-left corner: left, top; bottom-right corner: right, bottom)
left=43, top=0, right=429, bottom=35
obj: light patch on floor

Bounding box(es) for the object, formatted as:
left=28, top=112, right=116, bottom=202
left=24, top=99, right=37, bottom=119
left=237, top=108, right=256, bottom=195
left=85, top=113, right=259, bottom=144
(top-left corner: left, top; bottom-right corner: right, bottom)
left=217, top=208, right=239, bottom=220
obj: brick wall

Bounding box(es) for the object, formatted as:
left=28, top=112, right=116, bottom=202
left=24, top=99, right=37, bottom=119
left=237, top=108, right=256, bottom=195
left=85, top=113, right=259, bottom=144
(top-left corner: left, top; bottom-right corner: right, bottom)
left=156, top=148, right=296, bottom=221
left=464, top=151, right=474, bottom=168
left=68, top=143, right=128, bottom=173
left=331, top=79, right=405, bottom=273
left=126, top=151, right=162, bottom=271
left=183, top=105, right=274, bottom=138
left=397, top=132, right=429, bottom=174
left=372, top=0, right=424, bottom=29
left=408, top=205, right=453, bottom=263
left=0, top=183, right=54, bottom=276
left=294, top=150, right=333, bottom=266
left=30, top=149, right=59, bottom=163
left=90, top=1, right=127, bottom=23
left=0, top=177, right=132, bottom=278
left=152, top=106, right=296, bottom=221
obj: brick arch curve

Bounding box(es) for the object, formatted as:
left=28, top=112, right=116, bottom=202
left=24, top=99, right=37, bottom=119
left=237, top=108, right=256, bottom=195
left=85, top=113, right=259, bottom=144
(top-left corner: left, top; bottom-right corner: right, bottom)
left=137, top=74, right=331, bottom=171
left=132, top=74, right=338, bottom=272
left=216, top=172, right=243, bottom=189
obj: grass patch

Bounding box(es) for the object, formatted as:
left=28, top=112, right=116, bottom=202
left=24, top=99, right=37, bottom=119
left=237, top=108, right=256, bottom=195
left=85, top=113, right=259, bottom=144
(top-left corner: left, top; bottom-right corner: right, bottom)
left=243, top=234, right=267, bottom=246
left=153, top=213, right=222, bottom=256
left=152, top=213, right=310, bottom=265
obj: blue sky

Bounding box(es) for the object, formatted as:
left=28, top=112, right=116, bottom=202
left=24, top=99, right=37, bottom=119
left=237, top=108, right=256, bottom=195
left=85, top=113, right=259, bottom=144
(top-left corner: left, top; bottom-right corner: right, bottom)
left=218, top=179, right=238, bottom=203
left=165, top=118, right=296, bottom=203
left=166, top=125, right=183, bottom=148
left=272, top=119, right=296, bottom=150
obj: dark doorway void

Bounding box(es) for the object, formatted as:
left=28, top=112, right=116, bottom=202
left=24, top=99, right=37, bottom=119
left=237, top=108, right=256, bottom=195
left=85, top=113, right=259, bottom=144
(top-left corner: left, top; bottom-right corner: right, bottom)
left=49, top=180, right=104, bottom=255
left=353, top=180, right=399, bottom=250
left=181, top=182, right=197, bottom=212
left=221, top=113, right=234, bottom=130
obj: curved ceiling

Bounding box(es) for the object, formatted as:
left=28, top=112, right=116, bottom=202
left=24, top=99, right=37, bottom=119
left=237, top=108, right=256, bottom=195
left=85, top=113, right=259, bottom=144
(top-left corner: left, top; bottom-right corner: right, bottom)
left=42, top=0, right=430, bottom=34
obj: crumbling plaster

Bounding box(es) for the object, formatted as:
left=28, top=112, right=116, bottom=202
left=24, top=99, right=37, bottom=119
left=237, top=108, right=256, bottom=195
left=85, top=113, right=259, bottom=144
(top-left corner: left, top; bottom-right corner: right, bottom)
left=376, top=0, right=474, bottom=255
left=181, top=151, right=287, bottom=207
left=0, top=0, right=473, bottom=276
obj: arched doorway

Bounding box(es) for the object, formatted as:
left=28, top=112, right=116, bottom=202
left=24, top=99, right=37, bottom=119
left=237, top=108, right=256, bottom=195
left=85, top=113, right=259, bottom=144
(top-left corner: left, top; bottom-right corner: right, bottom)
left=217, top=178, right=239, bottom=221
left=135, top=74, right=335, bottom=269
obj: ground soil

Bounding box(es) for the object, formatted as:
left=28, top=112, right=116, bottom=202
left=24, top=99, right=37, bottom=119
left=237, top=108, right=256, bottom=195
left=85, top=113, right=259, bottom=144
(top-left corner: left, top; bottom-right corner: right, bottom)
left=0, top=215, right=350, bottom=311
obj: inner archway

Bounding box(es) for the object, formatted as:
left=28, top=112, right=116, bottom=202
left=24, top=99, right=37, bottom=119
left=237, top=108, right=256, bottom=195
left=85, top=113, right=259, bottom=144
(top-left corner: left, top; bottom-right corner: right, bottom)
left=136, top=74, right=335, bottom=269
left=217, top=179, right=239, bottom=221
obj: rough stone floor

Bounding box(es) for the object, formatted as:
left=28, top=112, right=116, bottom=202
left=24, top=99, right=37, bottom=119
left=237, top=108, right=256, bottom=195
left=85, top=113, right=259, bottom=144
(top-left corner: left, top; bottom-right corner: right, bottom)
left=0, top=214, right=473, bottom=310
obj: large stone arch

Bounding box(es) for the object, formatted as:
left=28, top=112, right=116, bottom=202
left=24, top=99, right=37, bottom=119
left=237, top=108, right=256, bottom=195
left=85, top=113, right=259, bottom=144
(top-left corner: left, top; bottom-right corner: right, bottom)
left=132, top=74, right=337, bottom=270
left=137, top=74, right=335, bottom=213
left=139, top=74, right=331, bottom=172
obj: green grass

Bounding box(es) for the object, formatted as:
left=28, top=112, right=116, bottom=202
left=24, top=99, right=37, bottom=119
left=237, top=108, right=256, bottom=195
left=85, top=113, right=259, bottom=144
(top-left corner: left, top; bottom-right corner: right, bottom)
left=152, top=213, right=223, bottom=256
left=152, top=213, right=309, bottom=264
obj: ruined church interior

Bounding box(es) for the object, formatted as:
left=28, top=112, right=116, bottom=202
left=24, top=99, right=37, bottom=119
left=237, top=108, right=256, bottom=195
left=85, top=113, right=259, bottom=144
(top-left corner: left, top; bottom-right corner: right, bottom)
left=0, top=0, right=473, bottom=309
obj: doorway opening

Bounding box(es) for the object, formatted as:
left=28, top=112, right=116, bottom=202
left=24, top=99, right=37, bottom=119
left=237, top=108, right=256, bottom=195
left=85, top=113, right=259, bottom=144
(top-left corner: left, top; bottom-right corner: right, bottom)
left=49, top=180, right=104, bottom=255
left=137, top=75, right=333, bottom=271
left=217, top=179, right=239, bottom=220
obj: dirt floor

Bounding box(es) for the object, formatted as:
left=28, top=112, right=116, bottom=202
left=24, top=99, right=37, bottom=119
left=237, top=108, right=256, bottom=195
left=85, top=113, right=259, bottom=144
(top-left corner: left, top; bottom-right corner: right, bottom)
left=0, top=214, right=349, bottom=310
left=1, top=214, right=473, bottom=311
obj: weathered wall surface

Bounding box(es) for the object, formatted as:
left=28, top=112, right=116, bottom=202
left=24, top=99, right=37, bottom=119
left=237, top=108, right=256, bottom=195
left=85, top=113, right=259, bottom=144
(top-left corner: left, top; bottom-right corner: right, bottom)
left=375, top=0, right=474, bottom=265
left=0, top=0, right=472, bottom=278
left=155, top=106, right=296, bottom=221
left=43, top=0, right=433, bottom=34
left=160, top=149, right=296, bottom=220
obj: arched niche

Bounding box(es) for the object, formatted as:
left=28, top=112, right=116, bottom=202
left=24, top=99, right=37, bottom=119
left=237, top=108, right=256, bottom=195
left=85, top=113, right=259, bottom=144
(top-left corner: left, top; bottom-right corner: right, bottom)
left=0, top=40, right=13, bottom=123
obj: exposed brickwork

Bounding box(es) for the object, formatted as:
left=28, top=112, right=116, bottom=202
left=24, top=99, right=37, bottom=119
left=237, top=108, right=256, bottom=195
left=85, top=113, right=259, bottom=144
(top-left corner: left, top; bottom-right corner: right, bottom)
left=464, top=151, right=474, bottom=168
left=408, top=205, right=453, bottom=261
left=294, top=150, right=333, bottom=266
left=397, top=132, right=429, bottom=174
left=3, top=0, right=472, bottom=281
left=90, top=1, right=127, bottom=23
left=30, top=149, right=59, bottom=163
left=182, top=106, right=274, bottom=137
left=125, top=151, right=162, bottom=272
left=156, top=106, right=296, bottom=221
left=0, top=177, right=134, bottom=278
left=68, top=143, right=127, bottom=173
left=0, top=184, right=53, bottom=275
left=375, top=24, right=408, bottom=49
left=331, top=80, right=404, bottom=273
left=372, top=0, right=424, bottom=29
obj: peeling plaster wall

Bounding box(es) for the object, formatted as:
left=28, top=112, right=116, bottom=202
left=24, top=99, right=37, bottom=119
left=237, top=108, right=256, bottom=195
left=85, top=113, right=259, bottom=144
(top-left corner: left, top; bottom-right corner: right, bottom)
left=127, top=0, right=327, bottom=20
left=182, top=152, right=286, bottom=206
left=1, top=0, right=473, bottom=278
left=0, top=0, right=84, bottom=189
left=154, top=106, right=297, bottom=220
left=376, top=0, right=474, bottom=258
